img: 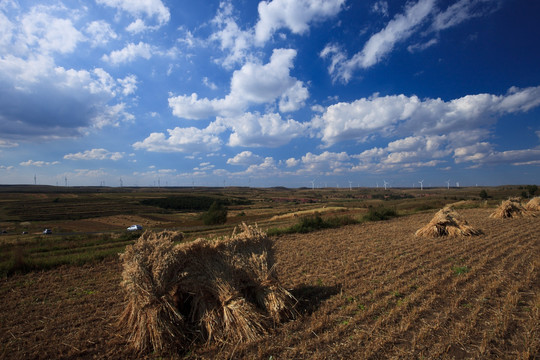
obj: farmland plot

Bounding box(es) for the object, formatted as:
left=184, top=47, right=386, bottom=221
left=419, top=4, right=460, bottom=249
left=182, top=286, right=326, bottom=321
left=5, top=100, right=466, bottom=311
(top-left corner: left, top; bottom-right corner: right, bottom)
left=0, top=208, right=538, bottom=359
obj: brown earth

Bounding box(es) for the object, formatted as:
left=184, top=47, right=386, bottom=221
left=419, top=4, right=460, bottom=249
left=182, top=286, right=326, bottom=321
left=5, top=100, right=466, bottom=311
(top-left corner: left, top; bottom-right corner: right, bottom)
left=1, top=208, right=539, bottom=359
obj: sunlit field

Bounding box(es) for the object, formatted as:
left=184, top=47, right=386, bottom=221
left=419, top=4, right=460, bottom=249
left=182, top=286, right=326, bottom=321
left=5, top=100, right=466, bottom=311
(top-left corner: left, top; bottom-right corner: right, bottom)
left=0, top=185, right=538, bottom=359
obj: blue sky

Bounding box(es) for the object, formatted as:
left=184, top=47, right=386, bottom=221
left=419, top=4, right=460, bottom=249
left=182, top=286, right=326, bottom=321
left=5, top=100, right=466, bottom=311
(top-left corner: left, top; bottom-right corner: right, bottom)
left=1, top=0, right=539, bottom=188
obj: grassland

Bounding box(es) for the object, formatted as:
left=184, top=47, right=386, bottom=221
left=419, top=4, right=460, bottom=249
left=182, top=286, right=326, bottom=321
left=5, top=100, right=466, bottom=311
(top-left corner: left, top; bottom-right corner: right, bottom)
left=0, top=185, right=538, bottom=359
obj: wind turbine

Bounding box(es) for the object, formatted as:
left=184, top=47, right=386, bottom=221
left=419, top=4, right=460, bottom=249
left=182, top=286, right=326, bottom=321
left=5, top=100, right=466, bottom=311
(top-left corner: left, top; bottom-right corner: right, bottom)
left=34, top=174, right=36, bottom=185
left=348, top=180, right=352, bottom=191
left=310, top=179, right=315, bottom=190
left=120, top=178, right=123, bottom=187
left=419, top=179, right=424, bottom=191
left=383, top=180, right=389, bottom=190
left=446, top=180, right=450, bottom=190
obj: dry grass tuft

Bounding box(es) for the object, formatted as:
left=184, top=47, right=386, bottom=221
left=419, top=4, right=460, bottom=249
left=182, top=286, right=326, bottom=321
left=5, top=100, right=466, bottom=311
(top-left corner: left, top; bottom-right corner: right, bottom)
left=415, top=206, right=482, bottom=237
left=490, top=198, right=535, bottom=219
left=118, top=224, right=295, bottom=354
left=524, top=197, right=540, bottom=211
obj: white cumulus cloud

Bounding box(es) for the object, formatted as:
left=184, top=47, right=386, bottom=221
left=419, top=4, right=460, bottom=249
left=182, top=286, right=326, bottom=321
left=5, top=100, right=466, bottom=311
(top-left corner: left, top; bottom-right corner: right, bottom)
left=64, top=148, right=124, bottom=161
left=168, top=49, right=309, bottom=119
left=96, top=0, right=170, bottom=26
left=227, top=151, right=262, bottom=166
left=133, top=126, right=224, bottom=153
left=224, top=112, right=306, bottom=147
left=102, top=42, right=154, bottom=65
left=255, top=0, right=345, bottom=44
left=313, top=86, right=540, bottom=146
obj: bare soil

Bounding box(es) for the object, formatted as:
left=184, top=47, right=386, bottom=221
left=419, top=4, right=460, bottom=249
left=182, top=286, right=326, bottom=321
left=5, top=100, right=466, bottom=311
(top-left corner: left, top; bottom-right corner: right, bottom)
left=1, top=208, right=538, bottom=359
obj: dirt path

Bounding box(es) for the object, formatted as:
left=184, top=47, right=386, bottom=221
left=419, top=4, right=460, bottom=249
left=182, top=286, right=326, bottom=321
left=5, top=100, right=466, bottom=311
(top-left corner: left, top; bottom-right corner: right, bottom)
left=1, top=208, right=538, bottom=359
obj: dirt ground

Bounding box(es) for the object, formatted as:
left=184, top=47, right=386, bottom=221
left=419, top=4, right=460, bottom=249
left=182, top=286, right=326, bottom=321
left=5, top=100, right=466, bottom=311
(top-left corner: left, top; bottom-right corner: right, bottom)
left=1, top=208, right=538, bottom=359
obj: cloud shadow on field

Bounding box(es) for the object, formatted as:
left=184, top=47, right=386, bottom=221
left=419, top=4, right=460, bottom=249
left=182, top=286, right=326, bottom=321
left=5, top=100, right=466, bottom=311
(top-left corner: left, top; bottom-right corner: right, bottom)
left=290, top=284, right=340, bottom=315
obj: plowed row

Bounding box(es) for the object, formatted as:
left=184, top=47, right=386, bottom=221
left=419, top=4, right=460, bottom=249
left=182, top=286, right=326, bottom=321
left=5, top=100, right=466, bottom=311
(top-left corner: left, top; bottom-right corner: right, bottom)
left=1, top=208, right=538, bottom=359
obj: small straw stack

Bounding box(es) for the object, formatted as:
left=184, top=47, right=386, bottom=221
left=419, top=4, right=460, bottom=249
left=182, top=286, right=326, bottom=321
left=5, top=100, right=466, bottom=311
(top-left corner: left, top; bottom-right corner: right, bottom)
left=524, top=197, right=540, bottom=211
left=415, top=206, right=482, bottom=237
left=489, top=198, right=535, bottom=219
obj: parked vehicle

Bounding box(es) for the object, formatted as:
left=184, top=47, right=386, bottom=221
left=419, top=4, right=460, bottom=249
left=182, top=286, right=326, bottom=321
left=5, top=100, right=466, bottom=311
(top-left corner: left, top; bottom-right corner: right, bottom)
left=127, top=224, right=143, bottom=231
left=43, top=229, right=52, bottom=234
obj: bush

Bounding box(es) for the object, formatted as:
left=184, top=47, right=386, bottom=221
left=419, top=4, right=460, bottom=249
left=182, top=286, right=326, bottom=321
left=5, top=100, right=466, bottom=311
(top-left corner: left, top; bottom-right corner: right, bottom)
left=202, top=201, right=228, bottom=225
left=479, top=189, right=489, bottom=200
left=267, top=214, right=359, bottom=236
left=362, top=207, right=398, bottom=222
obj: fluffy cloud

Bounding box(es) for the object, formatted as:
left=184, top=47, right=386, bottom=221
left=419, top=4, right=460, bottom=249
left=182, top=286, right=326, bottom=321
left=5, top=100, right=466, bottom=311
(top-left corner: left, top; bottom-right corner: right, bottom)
left=20, top=160, right=60, bottom=167
left=224, top=112, right=306, bottom=147
left=64, top=148, right=124, bottom=161
left=313, top=86, right=540, bottom=146
left=19, top=6, right=85, bottom=55
left=133, top=125, right=224, bottom=153
left=293, top=151, right=352, bottom=175
left=96, top=0, right=170, bottom=26
left=453, top=143, right=540, bottom=166
left=254, top=0, right=345, bottom=44
left=102, top=42, right=154, bottom=65
left=0, top=59, right=133, bottom=140
left=0, top=6, right=134, bottom=142
left=209, top=0, right=345, bottom=67
left=244, top=157, right=278, bottom=174
left=227, top=151, right=262, bottom=165
left=168, top=49, right=308, bottom=119
left=118, top=74, right=138, bottom=96
left=209, top=1, right=255, bottom=68
left=85, top=20, right=117, bottom=47
left=352, top=135, right=449, bottom=172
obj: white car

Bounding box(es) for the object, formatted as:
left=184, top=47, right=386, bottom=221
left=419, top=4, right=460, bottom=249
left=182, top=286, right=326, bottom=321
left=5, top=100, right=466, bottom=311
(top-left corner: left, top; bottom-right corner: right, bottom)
left=127, top=224, right=143, bottom=231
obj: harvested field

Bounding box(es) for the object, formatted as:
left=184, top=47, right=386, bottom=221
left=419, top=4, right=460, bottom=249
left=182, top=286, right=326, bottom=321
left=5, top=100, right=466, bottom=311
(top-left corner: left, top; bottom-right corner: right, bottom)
left=1, top=208, right=539, bottom=359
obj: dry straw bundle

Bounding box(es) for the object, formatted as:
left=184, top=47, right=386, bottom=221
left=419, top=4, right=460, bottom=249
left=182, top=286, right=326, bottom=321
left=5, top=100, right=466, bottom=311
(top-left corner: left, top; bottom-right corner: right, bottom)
left=525, top=197, right=540, bottom=211
left=119, top=224, right=295, bottom=354
left=490, top=198, right=535, bottom=219
left=415, top=206, right=482, bottom=237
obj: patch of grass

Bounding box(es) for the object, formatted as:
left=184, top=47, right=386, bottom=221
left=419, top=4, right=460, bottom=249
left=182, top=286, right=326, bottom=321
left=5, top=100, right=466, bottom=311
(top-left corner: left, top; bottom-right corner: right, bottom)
left=452, top=265, right=470, bottom=275
left=267, top=214, right=359, bottom=236
left=0, top=232, right=141, bottom=277
left=362, top=207, right=399, bottom=221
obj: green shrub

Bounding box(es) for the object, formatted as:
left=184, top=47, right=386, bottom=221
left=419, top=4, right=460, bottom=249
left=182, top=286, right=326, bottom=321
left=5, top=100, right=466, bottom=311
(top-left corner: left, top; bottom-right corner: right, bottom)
left=479, top=189, right=489, bottom=200
left=267, top=214, right=359, bottom=236
left=362, top=207, right=398, bottom=221
left=201, top=201, right=228, bottom=225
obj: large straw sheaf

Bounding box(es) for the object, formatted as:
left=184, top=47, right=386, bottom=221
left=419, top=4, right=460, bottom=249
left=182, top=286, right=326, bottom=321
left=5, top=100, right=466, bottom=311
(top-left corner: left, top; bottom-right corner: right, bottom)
left=490, top=198, right=535, bottom=219
left=415, top=206, right=482, bottom=237
left=524, top=197, right=540, bottom=211
left=119, top=224, right=296, bottom=354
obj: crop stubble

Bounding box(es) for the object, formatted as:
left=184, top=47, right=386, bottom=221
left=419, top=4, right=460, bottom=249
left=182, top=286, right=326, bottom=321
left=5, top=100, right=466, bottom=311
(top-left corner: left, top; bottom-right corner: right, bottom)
left=0, top=208, right=538, bottom=359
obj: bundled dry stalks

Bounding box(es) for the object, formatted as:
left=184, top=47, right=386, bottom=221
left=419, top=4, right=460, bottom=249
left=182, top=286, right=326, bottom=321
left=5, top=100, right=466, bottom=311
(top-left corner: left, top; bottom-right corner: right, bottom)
left=119, top=224, right=296, bottom=354
left=525, top=197, right=540, bottom=211
left=415, top=206, right=482, bottom=237
left=490, top=198, right=535, bottom=219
